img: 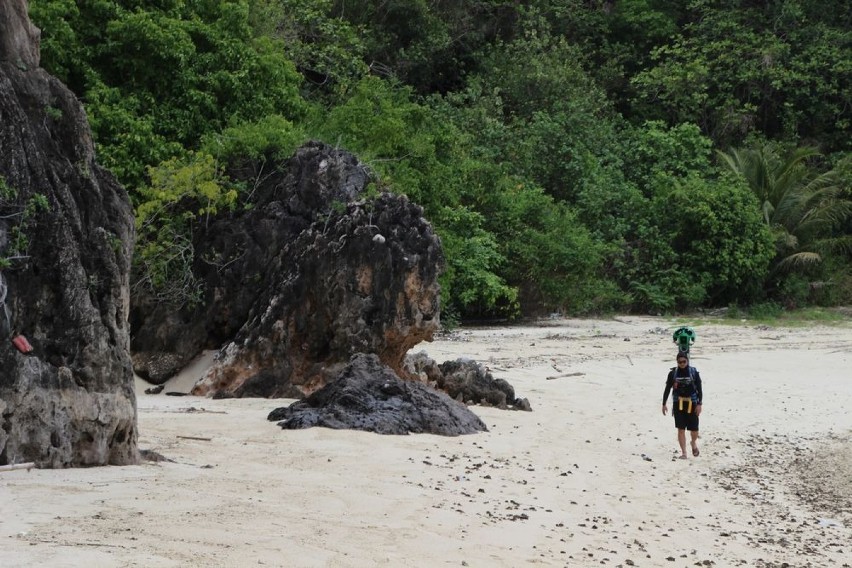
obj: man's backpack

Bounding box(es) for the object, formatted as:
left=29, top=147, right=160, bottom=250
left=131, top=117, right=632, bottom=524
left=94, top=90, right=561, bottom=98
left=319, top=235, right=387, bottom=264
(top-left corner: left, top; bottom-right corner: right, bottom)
left=671, top=365, right=698, bottom=399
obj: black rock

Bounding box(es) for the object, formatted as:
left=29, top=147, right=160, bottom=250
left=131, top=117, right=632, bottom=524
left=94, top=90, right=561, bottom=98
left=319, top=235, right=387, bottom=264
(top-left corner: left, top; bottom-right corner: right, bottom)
left=268, top=354, right=487, bottom=436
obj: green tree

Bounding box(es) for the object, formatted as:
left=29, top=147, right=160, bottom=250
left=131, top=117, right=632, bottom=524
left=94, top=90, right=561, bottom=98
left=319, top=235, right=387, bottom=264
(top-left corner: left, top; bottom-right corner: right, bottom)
left=134, top=152, right=241, bottom=306
left=30, top=0, right=307, bottom=191
left=247, top=0, right=369, bottom=99
left=453, top=26, right=621, bottom=203
left=613, top=173, right=774, bottom=313
left=438, top=205, right=517, bottom=320
left=717, top=144, right=852, bottom=277
left=329, top=0, right=518, bottom=94
left=489, top=178, right=619, bottom=314
left=619, top=121, right=715, bottom=196
left=661, top=173, right=775, bottom=307
left=576, top=122, right=774, bottom=312
left=525, top=0, right=685, bottom=114
left=630, top=0, right=851, bottom=153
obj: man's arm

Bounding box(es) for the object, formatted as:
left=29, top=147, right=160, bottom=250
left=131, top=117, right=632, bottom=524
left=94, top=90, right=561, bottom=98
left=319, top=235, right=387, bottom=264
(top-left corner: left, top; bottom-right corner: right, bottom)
left=695, top=373, right=703, bottom=404
left=694, top=373, right=703, bottom=416
left=662, top=373, right=673, bottom=415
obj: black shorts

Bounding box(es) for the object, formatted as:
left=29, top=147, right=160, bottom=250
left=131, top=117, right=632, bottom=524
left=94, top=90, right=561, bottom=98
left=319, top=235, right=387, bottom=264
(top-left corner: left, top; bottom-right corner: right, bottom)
left=673, top=398, right=699, bottom=431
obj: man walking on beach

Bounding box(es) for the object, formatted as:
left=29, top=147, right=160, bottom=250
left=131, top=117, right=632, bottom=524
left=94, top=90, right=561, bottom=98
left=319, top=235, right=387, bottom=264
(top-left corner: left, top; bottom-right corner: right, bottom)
left=662, top=351, right=703, bottom=459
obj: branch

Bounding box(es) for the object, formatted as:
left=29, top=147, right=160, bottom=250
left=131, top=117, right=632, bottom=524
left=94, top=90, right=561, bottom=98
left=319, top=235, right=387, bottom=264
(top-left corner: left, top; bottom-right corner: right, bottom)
left=0, top=462, right=36, bottom=473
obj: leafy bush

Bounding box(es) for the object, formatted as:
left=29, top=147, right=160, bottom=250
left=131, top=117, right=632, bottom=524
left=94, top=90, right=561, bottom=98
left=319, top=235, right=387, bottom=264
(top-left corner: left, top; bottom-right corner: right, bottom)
left=201, top=115, right=306, bottom=182
left=437, top=205, right=517, bottom=318
left=663, top=173, right=775, bottom=306
left=134, top=152, right=240, bottom=306
left=748, top=301, right=783, bottom=320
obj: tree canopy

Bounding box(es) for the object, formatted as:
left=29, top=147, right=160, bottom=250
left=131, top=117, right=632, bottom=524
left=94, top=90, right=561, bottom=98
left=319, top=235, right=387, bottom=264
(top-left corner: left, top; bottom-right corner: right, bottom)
left=28, top=0, right=852, bottom=318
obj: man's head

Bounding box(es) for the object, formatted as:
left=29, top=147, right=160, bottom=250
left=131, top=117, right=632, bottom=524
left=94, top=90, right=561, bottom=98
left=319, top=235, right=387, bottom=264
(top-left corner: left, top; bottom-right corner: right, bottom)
left=676, top=352, right=689, bottom=366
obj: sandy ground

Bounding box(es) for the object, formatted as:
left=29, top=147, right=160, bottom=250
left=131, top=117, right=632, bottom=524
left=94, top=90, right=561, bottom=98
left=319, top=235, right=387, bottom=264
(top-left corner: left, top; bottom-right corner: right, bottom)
left=1, top=316, right=851, bottom=568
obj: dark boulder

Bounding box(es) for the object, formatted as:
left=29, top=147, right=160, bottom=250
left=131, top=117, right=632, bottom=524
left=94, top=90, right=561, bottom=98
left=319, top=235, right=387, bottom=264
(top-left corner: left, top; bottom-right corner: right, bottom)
left=436, top=358, right=531, bottom=411
left=268, top=353, right=487, bottom=436
left=404, top=350, right=443, bottom=385
left=406, top=351, right=531, bottom=410
left=0, top=2, right=137, bottom=467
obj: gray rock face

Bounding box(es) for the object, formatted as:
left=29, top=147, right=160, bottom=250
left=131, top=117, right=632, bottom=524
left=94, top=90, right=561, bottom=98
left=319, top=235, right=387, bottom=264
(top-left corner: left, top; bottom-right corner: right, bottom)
left=268, top=353, right=487, bottom=436
left=131, top=143, right=368, bottom=383
left=197, top=189, right=442, bottom=398
left=132, top=141, right=444, bottom=398
left=0, top=0, right=40, bottom=69
left=0, top=3, right=137, bottom=467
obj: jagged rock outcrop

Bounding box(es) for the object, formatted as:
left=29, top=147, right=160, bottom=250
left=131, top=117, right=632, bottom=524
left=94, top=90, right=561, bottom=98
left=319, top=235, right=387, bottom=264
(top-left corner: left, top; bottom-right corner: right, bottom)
left=132, top=142, right=444, bottom=397
left=268, top=354, right=487, bottom=435
left=406, top=352, right=532, bottom=410
left=0, top=2, right=138, bottom=467
left=130, top=142, right=371, bottom=383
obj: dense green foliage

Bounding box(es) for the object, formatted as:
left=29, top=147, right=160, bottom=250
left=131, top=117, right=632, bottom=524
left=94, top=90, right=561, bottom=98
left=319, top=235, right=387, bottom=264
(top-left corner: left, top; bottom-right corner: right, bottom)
left=29, top=0, right=851, bottom=318
left=718, top=145, right=852, bottom=298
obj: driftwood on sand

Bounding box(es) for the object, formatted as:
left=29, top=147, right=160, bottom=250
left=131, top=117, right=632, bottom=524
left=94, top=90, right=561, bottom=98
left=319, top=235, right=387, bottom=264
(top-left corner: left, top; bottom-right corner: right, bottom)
left=0, top=462, right=35, bottom=473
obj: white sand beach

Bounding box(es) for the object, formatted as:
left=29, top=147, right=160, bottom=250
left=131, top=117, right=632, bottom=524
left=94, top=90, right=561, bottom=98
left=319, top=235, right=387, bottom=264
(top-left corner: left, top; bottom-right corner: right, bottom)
left=1, top=316, right=850, bottom=567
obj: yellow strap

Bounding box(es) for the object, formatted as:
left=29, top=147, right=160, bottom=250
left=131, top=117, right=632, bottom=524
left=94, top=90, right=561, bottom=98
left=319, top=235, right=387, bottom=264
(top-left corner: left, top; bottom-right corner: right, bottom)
left=678, top=397, right=692, bottom=413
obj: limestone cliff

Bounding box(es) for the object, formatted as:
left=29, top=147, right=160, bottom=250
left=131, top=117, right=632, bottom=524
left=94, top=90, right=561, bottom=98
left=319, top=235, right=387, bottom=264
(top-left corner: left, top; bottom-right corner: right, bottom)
left=132, top=142, right=444, bottom=398
left=0, top=0, right=138, bottom=467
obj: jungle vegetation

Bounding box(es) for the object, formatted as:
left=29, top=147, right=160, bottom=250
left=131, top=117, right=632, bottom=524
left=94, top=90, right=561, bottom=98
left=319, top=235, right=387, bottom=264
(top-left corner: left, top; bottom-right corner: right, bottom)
left=28, top=0, right=852, bottom=320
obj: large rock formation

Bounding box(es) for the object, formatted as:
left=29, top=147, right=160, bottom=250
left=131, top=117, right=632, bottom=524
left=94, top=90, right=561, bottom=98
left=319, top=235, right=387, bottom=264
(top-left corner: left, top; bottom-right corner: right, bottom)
left=0, top=2, right=138, bottom=467
left=405, top=352, right=532, bottom=410
left=268, top=354, right=487, bottom=435
left=132, top=142, right=444, bottom=398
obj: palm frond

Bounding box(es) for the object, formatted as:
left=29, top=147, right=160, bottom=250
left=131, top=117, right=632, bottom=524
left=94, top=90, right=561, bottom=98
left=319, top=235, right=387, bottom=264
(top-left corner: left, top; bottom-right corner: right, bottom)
left=772, top=146, right=820, bottom=194
left=761, top=200, right=774, bottom=225
left=719, top=143, right=851, bottom=279
left=814, top=234, right=852, bottom=256
left=774, top=251, right=822, bottom=273
left=797, top=201, right=852, bottom=235
left=772, top=227, right=798, bottom=252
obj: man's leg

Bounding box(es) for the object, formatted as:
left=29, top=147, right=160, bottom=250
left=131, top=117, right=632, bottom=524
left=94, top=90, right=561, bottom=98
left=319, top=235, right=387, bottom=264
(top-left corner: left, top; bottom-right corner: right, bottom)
left=690, top=430, right=699, bottom=456
left=677, top=429, right=687, bottom=458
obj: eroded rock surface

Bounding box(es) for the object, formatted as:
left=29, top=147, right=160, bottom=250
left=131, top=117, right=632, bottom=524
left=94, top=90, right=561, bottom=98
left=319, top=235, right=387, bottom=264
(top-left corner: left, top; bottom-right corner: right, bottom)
left=0, top=1, right=137, bottom=467
left=133, top=142, right=443, bottom=398
left=268, top=354, right=487, bottom=435
left=0, top=0, right=40, bottom=69
left=407, top=352, right=532, bottom=410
